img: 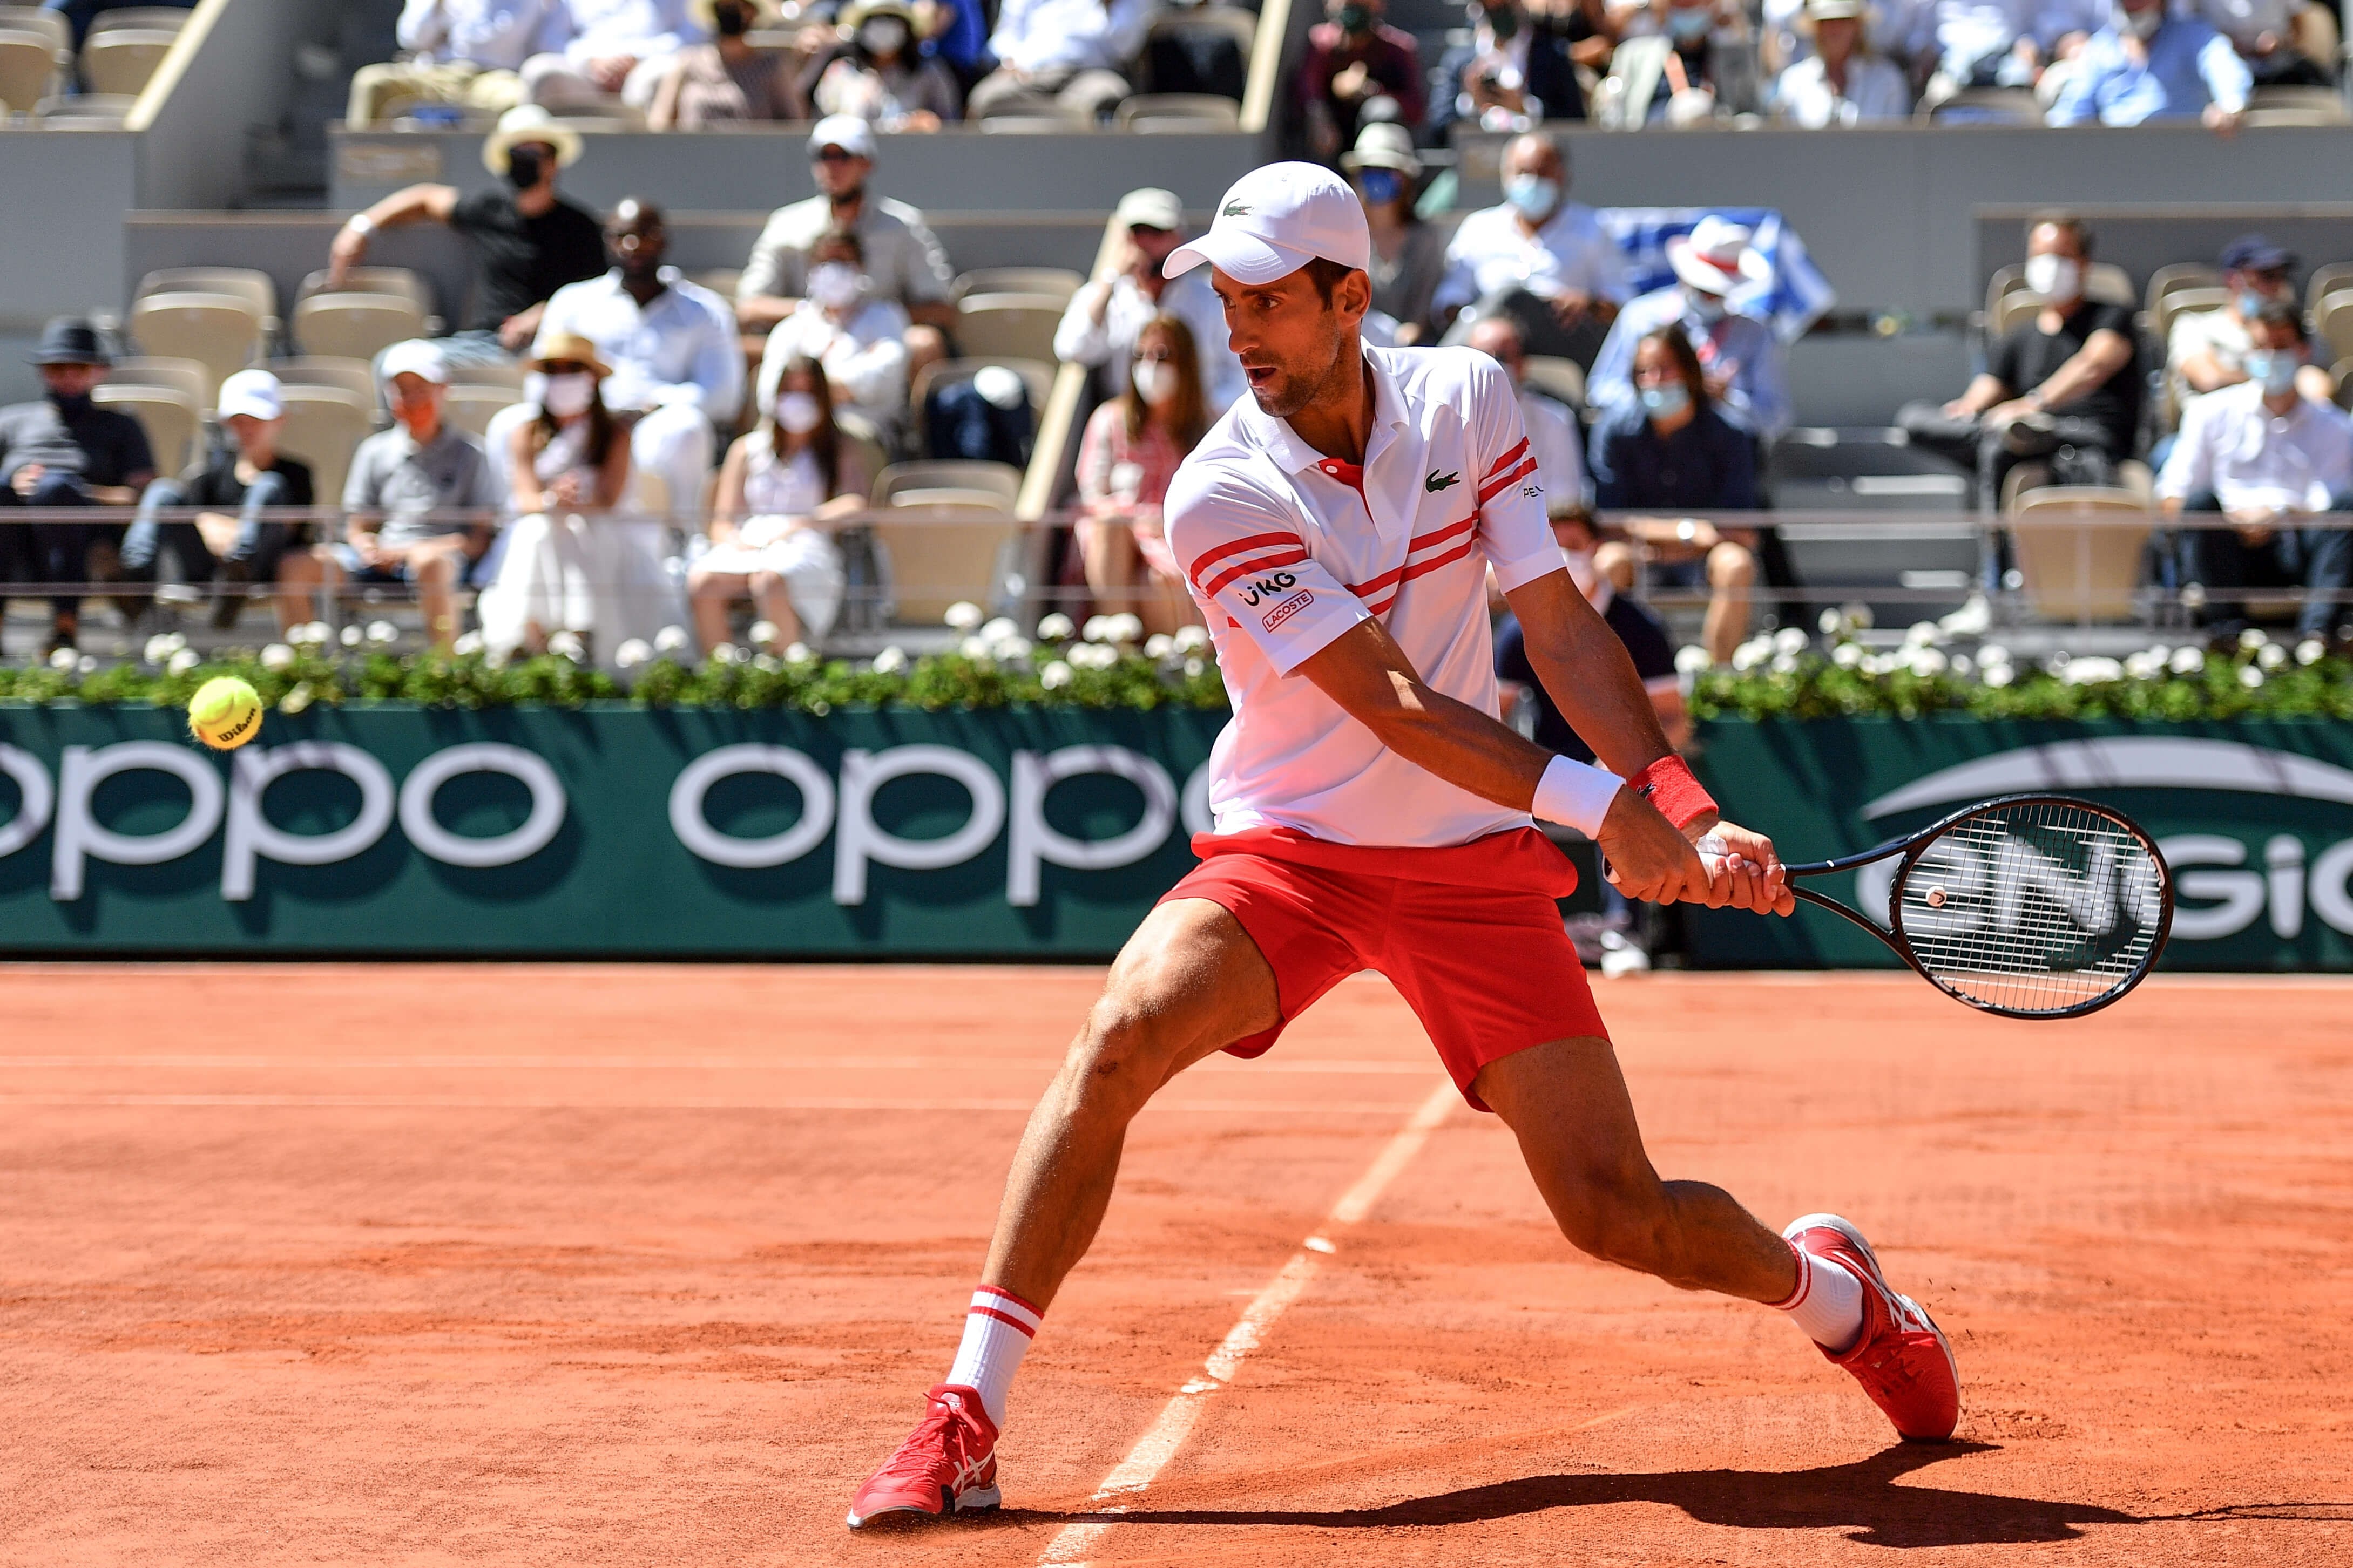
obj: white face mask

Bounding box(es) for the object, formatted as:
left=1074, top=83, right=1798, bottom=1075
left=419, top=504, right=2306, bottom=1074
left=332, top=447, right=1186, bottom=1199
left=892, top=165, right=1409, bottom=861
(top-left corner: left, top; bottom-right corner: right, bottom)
left=2023, top=253, right=2081, bottom=303
left=775, top=390, right=823, bottom=434
left=808, top=261, right=862, bottom=310
left=1132, top=358, right=1175, bottom=404
left=859, top=16, right=910, bottom=53
left=542, top=372, right=595, bottom=418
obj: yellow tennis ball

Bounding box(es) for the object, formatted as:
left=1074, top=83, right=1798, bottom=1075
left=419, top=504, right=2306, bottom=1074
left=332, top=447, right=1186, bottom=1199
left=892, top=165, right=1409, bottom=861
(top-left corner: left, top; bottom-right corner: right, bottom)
left=187, top=675, right=263, bottom=751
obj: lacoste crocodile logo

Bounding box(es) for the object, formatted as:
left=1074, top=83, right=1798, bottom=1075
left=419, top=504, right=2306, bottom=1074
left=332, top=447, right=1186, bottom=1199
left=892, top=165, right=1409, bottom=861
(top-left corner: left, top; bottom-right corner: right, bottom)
left=1222, top=200, right=1252, bottom=216
left=1425, top=470, right=1461, bottom=493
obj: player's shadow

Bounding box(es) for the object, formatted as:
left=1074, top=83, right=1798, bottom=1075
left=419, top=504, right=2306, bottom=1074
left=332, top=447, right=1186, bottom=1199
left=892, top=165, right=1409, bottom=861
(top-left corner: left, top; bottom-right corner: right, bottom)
left=1052, top=1443, right=2138, bottom=1548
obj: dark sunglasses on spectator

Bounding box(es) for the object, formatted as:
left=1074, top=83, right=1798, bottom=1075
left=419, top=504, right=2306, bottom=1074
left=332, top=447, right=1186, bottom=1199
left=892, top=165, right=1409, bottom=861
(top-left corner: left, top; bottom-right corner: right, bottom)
left=1128, top=225, right=1173, bottom=241
left=813, top=146, right=861, bottom=162
left=539, top=361, right=596, bottom=376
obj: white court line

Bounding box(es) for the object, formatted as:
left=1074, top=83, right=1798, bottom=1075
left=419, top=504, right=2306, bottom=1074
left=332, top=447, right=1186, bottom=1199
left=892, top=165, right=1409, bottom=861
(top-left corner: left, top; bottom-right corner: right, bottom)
left=1037, top=1078, right=1458, bottom=1566
left=0, top=1094, right=1429, bottom=1114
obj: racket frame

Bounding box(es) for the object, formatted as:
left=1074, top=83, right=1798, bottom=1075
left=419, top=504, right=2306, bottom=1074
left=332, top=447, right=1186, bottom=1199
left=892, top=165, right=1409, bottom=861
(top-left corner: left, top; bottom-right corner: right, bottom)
left=1779, top=792, right=2174, bottom=1021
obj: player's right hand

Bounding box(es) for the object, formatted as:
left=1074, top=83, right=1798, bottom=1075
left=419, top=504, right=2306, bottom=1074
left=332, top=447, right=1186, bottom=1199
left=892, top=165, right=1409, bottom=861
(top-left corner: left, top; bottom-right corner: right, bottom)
left=1598, top=785, right=1717, bottom=907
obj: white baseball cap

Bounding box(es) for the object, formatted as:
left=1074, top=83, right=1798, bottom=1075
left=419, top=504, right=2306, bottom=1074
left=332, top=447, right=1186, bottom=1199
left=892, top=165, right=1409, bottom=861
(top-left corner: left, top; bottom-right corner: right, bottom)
left=1163, top=162, right=1371, bottom=287
left=379, top=338, right=450, bottom=385
left=808, top=113, right=877, bottom=159
left=215, top=368, right=284, bottom=422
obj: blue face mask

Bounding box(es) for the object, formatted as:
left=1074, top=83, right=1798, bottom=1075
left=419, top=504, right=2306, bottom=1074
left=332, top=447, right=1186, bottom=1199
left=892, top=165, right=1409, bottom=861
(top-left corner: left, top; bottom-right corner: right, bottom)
left=2236, top=289, right=2271, bottom=319
left=1640, top=382, right=1691, bottom=419
left=1357, top=168, right=1402, bottom=207
left=1666, top=6, right=1714, bottom=40
left=1503, top=174, right=1560, bottom=222
left=2245, top=349, right=2301, bottom=394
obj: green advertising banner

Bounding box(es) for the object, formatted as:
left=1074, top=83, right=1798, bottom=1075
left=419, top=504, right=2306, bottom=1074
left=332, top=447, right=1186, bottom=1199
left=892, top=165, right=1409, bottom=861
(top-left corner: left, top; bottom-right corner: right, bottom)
left=0, top=704, right=1225, bottom=956
left=1688, top=717, right=2353, bottom=972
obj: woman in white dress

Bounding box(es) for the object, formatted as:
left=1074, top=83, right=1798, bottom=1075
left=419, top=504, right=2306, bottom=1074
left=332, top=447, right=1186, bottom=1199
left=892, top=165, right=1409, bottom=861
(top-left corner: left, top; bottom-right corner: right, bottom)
left=688, top=355, right=871, bottom=653
left=479, top=334, right=678, bottom=667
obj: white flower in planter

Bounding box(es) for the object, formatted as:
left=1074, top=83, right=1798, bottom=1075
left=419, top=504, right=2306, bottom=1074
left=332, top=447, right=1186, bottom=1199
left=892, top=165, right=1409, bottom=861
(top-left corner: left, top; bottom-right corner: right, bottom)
left=1081, top=614, right=1112, bottom=643
left=280, top=683, right=312, bottom=715
left=1040, top=660, right=1074, bottom=689
left=992, top=636, right=1032, bottom=664
left=293, top=620, right=332, bottom=647
left=454, top=631, right=485, bottom=656
left=1905, top=647, right=1948, bottom=677
left=872, top=646, right=908, bottom=674
left=1984, top=663, right=2013, bottom=688
left=943, top=601, right=984, bottom=632
left=654, top=625, right=692, bottom=655
left=1903, top=620, right=1943, bottom=648
left=1183, top=656, right=1207, bottom=677
left=367, top=620, right=399, bottom=646
left=1145, top=633, right=1176, bottom=660
left=2257, top=642, right=2287, bottom=670
left=167, top=648, right=202, bottom=676
left=2124, top=651, right=2163, bottom=681
left=340, top=623, right=364, bottom=647
left=2060, top=657, right=2123, bottom=685
left=1036, top=612, right=1076, bottom=642
left=783, top=642, right=813, bottom=663
left=2239, top=627, right=2268, bottom=650
left=1831, top=642, right=1864, bottom=669
left=2297, top=638, right=2327, bottom=666
left=1978, top=643, right=2010, bottom=667
left=2168, top=646, right=2205, bottom=676
left=959, top=635, right=992, bottom=661
left=979, top=617, right=1020, bottom=644
left=260, top=643, right=296, bottom=671
left=547, top=630, right=586, bottom=662
left=1105, top=613, right=1146, bottom=644
left=613, top=639, right=652, bottom=669
left=1674, top=644, right=1713, bottom=675
left=1817, top=607, right=1849, bottom=639
left=1773, top=626, right=1808, bottom=657
left=1173, top=625, right=1212, bottom=653
left=2240, top=663, right=2264, bottom=688
left=748, top=620, right=779, bottom=647
left=142, top=633, right=184, bottom=665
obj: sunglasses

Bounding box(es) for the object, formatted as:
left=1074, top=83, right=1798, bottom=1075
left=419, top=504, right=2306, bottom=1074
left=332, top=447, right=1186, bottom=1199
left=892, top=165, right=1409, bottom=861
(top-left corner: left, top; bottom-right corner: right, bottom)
left=1128, top=224, right=1173, bottom=241
left=813, top=146, right=862, bottom=163
left=538, top=361, right=596, bottom=376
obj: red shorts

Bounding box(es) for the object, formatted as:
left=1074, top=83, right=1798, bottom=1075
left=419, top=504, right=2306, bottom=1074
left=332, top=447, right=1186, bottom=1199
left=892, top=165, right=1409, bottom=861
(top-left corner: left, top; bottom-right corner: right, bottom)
left=1160, top=826, right=1608, bottom=1112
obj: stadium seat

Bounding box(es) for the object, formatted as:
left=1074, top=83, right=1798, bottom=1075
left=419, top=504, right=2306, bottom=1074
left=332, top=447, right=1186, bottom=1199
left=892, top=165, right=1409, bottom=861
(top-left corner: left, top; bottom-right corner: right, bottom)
left=92, top=382, right=198, bottom=473
left=873, top=460, right=1023, bottom=509
left=444, top=355, right=525, bottom=389
left=954, top=293, right=1065, bottom=362
left=1141, top=3, right=1256, bottom=96
left=2009, top=485, right=2151, bottom=622
left=130, top=290, right=264, bottom=402
left=911, top=356, right=1056, bottom=416
left=107, top=355, right=209, bottom=414
left=0, top=28, right=58, bottom=113
left=89, top=6, right=195, bottom=31
left=1114, top=93, right=1242, bottom=132
left=868, top=498, right=1022, bottom=623
left=2151, top=285, right=2228, bottom=350
left=273, top=356, right=383, bottom=409
left=1986, top=260, right=2134, bottom=339
left=2315, top=290, right=2353, bottom=365
left=293, top=291, right=428, bottom=361
left=2308, top=261, right=2353, bottom=313
left=298, top=266, right=436, bottom=319
left=0, top=5, right=69, bottom=56
left=2332, top=357, right=2353, bottom=413
left=79, top=27, right=174, bottom=97
left=273, top=386, right=375, bottom=508
left=951, top=268, right=1083, bottom=304
left=1519, top=355, right=1585, bottom=410
left=2243, top=85, right=2349, bottom=126
left=1919, top=86, right=2041, bottom=124
left=442, top=383, right=521, bottom=439
left=2142, top=262, right=2221, bottom=321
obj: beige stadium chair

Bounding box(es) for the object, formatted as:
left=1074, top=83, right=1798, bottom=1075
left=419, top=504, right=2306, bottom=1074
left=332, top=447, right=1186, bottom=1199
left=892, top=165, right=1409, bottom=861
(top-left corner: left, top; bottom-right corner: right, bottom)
left=0, top=28, right=56, bottom=111
left=2315, top=291, right=2353, bottom=366
left=874, top=460, right=1023, bottom=509
left=910, top=356, right=1056, bottom=415
left=444, top=355, right=525, bottom=389
left=89, top=6, right=194, bottom=31
left=2009, top=486, right=2151, bottom=622
left=1145, top=4, right=1255, bottom=63
left=107, top=355, right=208, bottom=413
left=951, top=268, right=1083, bottom=304
left=954, top=293, right=1066, bottom=363
left=869, top=499, right=1022, bottom=623
left=2151, top=285, right=2228, bottom=350
left=2308, top=262, right=2353, bottom=314
left=1519, top=354, right=1585, bottom=410
left=299, top=266, right=435, bottom=319
left=92, top=383, right=198, bottom=473
left=0, top=5, right=69, bottom=55
left=138, top=266, right=278, bottom=324
left=1114, top=92, right=1242, bottom=131
left=273, top=386, right=375, bottom=511
left=274, top=356, right=382, bottom=408
left=130, top=290, right=263, bottom=402
left=2143, top=262, right=2221, bottom=321
left=79, top=27, right=174, bottom=97
left=2331, top=357, right=2353, bottom=413
left=2244, top=85, right=2350, bottom=125
left=442, top=382, right=520, bottom=439
left=293, top=291, right=428, bottom=361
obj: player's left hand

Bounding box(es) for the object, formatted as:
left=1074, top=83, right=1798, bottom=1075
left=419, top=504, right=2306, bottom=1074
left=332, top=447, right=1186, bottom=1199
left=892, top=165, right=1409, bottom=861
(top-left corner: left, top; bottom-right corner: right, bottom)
left=1697, top=820, right=1794, bottom=916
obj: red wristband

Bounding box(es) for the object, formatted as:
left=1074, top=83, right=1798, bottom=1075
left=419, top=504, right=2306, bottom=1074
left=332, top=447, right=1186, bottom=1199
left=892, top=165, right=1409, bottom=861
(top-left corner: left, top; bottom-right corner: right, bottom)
left=1629, top=754, right=1716, bottom=832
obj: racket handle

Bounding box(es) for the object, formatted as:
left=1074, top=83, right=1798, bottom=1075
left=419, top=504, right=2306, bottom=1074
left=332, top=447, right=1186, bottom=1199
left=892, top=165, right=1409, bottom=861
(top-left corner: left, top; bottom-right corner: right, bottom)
left=1695, top=833, right=1730, bottom=875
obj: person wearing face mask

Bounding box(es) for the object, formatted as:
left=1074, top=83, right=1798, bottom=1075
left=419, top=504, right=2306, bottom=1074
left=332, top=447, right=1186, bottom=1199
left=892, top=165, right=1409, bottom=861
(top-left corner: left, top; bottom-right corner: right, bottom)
left=1468, top=315, right=1586, bottom=508
left=1343, top=124, right=1446, bottom=346
left=1587, top=215, right=1789, bottom=444
left=0, top=318, right=155, bottom=655
left=2159, top=305, right=2353, bottom=644
left=1297, top=0, right=1427, bottom=162
left=1074, top=315, right=1211, bottom=635
left=347, top=0, right=557, bottom=130
left=516, top=198, right=742, bottom=531
left=1056, top=187, right=1248, bottom=413
left=648, top=0, right=805, bottom=128
left=330, top=106, right=606, bottom=368
left=1434, top=134, right=1629, bottom=359
left=522, top=0, right=705, bottom=113
left=689, top=356, right=871, bottom=654
left=1598, top=0, right=1760, bottom=125
left=965, top=0, right=1154, bottom=122
left=1428, top=0, right=1584, bottom=144
left=1769, top=0, right=1909, bottom=125
left=755, top=228, right=914, bottom=442
left=2172, top=235, right=2334, bottom=418
left=1588, top=325, right=1760, bottom=667
left=481, top=334, right=677, bottom=664
left=806, top=0, right=964, bottom=127
left=1897, top=215, right=2140, bottom=510
left=2046, top=0, right=2250, bottom=126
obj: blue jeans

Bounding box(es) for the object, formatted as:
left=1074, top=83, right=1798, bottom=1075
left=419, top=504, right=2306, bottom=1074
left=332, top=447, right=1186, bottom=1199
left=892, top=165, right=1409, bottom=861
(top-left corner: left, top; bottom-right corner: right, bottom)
left=0, top=471, right=102, bottom=623
left=2173, top=490, right=2353, bottom=639
left=121, top=469, right=297, bottom=581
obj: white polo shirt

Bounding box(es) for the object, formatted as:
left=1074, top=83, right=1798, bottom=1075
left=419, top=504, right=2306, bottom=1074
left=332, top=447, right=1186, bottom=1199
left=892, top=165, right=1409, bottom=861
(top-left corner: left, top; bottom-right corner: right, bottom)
left=1165, top=344, right=1565, bottom=848
left=2157, top=379, right=2353, bottom=514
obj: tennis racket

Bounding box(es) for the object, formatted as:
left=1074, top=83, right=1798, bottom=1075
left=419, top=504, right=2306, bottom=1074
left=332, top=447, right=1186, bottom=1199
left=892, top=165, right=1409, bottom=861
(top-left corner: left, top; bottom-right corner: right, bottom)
left=1702, top=793, right=2174, bottom=1020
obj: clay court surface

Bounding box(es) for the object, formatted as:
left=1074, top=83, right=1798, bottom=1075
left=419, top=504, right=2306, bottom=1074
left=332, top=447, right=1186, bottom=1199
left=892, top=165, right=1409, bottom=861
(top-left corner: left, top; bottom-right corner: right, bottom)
left=1, top=964, right=2348, bottom=1565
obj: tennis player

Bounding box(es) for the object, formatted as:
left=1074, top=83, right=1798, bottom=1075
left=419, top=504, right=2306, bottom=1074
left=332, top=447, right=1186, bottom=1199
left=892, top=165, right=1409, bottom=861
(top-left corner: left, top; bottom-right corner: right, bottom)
left=848, top=164, right=1959, bottom=1528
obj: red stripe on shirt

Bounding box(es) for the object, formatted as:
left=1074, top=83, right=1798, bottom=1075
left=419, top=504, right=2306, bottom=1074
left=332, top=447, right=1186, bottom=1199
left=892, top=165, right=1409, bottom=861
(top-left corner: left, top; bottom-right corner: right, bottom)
left=1482, top=438, right=1529, bottom=480
left=1201, top=546, right=1309, bottom=598
left=1187, top=529, right=1301, bottom=590
left=1360, top=536, right=1480, bottom=615
left=1342, top=517, right=1478, bottom=598
left=1477, top=454, right=1540, bottom=504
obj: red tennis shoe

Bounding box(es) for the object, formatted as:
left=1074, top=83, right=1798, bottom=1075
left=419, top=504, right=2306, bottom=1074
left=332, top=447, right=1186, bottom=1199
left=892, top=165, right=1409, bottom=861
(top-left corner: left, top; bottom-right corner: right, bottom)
left=1784, top=1213, right=1960, bottom=1442
left=845, top=1383, right=1002, bottom=1529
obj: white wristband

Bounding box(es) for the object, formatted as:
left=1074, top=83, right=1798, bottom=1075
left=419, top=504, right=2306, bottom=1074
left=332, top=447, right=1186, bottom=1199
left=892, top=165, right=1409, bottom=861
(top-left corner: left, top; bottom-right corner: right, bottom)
left=1532, top=754, right=1623, bottom=838
left=344, top=213, right=375, bottom=237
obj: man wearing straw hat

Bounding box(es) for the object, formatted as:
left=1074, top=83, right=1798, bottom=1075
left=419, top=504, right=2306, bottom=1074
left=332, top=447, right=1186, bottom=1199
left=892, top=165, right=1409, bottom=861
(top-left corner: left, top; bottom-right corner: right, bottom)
left=1587, top=214, right=1790, bottom=443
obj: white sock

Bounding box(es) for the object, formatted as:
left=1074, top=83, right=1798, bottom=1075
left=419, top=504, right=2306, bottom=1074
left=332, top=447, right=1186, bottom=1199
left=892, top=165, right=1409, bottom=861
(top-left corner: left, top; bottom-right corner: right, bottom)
left=944, top=1285, right=1040, bottom=1428
left=1772, top=1243, right=1867, bottom=1354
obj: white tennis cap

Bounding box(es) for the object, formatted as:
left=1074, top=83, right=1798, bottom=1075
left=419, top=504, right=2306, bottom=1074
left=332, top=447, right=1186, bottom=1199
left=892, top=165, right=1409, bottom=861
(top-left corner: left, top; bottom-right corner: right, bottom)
left=1164, top=162, right=1370, bottom=287
left=379, top=338, right=450, bottom=385
left=215, top=369, right=283, bottom=422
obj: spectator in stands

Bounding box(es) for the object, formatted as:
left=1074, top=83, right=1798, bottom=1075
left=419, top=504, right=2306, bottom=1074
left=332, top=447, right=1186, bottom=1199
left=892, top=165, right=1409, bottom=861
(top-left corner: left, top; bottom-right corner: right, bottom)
left=1496, top=507, right=1685, bottom=759
left=1468, top=315, right=1585, bottom=507
left=522, top=0, right=705, bottom=112
left=1297, top=0, right=1426, bottom=162
left=2172, top=234, right=2333, bottom=415
left=330, top=106, right=606, bottom=367
left=689, top=356, right=869, bottom=653
left=1897, top=214, right=2140, bottom=507
left=1056, top=186, right=1247, bottom=413
left=1427, top=0, right=1582, bottom=144
left=44, top=0, right=193, bottom=52
left=805, top=0, right=964, bottom=127
left=526, top=198, right=742, bottom=524
left=120, top=370, right=321, bottom=634
left=1588, top=324, right=1759, bottom=666
left=1076, top=314, right=1209, bottom=635
left=2047, top=0, right=2250, bottom=125
left=965, top=0, right=1153, bottom=121
left=648, top=0, right=804, bottom=128
left=1901, top=0, right=2047, bottom=98
left=924, top=0, right=992, bottom=85
left=2159, top=304, right=2353, bottom=642
left=1600, top=0, right=1763, bottom=124
left=1770, top=0, right=1909, bottom=124
left=481, top=334, right=675, bottom=662
left=2203, top=0, right=2333, bottom=87
left=1588, top=216, right=1790, bottom=442
left=1433, top=134, right=1629, bottom=358
left=1345, top=124, right=1446, bottom=345
left=755, top=227, right=912, bottom=440
left=736, top=117, right=954, bottom=389
left=347, top=0, right=553, bottom=129
left=0, top=319, right=153, bottom=655
left=333, top=341, right=500, bottom=651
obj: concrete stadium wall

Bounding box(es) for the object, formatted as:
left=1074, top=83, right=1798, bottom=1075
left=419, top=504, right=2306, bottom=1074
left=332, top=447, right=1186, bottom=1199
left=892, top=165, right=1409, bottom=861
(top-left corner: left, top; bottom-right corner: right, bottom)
left=132, top=0, right=308, bottom=212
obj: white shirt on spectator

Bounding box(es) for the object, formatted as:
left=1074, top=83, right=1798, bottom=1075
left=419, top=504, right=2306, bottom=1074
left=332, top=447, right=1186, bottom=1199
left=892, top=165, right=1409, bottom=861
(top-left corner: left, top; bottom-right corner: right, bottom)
left=1903, top=0, right=2038, bottom=76
left=557, top=0, right=701, bottom=65
left=2157, top=378, right=2353, bottom=513
left=757, top=297, right=913, bottom=426
left=1053, top=268, right=1247, bottom=413
left=399, top=0, right=564, bottom=69
left=1518, top=384, right=1586, bottom=508
left=2166, top=306, right=2252, bottom=416
left=1434, top=199, right=1633, bottom=318
left=1771, top=51, right=1912, bottom=123
left=2201, top=0, right=2300, bottom=47
left=988, top=0, right=1154, bottom=74
left=537, top=267, right=743, bottom=421
left=738, top=195, right=955, bottom=311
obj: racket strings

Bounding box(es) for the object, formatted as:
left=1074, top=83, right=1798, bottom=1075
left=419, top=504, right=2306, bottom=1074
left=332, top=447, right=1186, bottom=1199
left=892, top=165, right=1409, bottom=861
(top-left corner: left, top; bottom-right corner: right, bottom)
left=1893, top=801, right=2165, bottom=1016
